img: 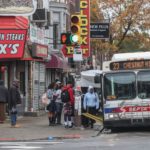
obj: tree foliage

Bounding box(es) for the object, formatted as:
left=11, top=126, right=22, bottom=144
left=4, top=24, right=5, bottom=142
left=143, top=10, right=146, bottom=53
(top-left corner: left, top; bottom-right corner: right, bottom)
left=91, top=0, right=150, bottom=53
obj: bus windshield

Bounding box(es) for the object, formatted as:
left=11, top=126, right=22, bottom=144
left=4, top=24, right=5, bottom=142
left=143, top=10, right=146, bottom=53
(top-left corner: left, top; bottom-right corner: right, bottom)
left=138, top=71, right=150, bottom=99
left=104, top=72, right=136, bottom=100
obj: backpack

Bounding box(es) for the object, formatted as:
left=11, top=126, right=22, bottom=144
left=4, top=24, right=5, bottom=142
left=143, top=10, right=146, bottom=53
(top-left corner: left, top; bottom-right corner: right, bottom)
left=61, top=89, right=70, bottom=103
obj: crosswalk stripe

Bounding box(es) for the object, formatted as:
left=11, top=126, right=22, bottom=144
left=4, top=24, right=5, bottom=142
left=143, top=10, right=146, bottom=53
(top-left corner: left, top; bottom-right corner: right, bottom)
left=0, top=141, right=64, bottom=144
left=0, top=141, right=64, bottom=149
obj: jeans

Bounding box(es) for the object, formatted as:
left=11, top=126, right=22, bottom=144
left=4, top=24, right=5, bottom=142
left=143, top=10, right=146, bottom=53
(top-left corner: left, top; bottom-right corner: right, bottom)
left=10, top=107, right=17, bottom=126
left=10, top=113, right=17, bottom=126
left=87, top=106, right=96, bottom=128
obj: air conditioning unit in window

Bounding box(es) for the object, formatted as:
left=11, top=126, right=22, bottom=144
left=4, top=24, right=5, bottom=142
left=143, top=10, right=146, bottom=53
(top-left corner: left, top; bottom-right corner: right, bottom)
left=32, top=8, right=48, bottom=23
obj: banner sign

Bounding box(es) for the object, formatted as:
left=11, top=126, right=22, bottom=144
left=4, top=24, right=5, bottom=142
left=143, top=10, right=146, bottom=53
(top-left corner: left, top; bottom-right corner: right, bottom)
left=0, top=29, right=27, bottom=59
left=90, top=23, right=110, bottom=39
left=62, top=0, right=90, bottom=58
left=0, top=0, right=37, bottom=16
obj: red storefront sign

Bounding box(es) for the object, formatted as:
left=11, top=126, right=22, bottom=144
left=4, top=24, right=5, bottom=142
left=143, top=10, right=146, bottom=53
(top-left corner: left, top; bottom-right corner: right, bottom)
left=0, top=29, right=27, bottom=59
left=62, top=0, right=90, bottom=58
left=31, top=43, right=48, bottom=58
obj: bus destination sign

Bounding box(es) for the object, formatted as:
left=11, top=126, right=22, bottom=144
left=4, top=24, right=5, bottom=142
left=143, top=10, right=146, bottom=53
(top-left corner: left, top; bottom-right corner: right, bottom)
left=110, top=60, right=150, bottom=71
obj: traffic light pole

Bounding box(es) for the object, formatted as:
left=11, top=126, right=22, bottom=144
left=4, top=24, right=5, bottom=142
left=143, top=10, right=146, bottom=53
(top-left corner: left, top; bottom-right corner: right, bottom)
left=74, top=44, right=82, bottom=127
left=74, top=61, right=82, bottom=127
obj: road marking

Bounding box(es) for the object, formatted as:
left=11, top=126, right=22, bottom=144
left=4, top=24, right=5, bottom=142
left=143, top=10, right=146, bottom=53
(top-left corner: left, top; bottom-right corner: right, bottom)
left=0, top=145, right=41, bottom=149
left=0, top=141, right=64, bottom=149
left=0, top=141, right=64, bottom=144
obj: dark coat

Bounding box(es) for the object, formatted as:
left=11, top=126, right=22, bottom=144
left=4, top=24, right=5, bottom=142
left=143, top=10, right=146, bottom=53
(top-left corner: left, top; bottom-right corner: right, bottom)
left=0, top=80, right=8, bottom=103
left=8, top=84, right=21, bottom=110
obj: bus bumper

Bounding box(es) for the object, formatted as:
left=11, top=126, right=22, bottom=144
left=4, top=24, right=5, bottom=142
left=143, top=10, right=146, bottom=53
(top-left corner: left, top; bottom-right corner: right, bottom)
left=104, top=118, right=150, bottom=128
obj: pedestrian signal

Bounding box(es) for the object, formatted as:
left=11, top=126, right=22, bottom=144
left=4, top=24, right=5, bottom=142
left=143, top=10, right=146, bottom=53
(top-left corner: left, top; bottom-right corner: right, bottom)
left=61, top=33, right=72, bottom=44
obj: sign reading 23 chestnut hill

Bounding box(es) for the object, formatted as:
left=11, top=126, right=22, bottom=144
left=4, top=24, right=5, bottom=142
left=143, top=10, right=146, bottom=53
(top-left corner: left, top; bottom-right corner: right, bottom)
left=0, top=29, right=27, bottom=59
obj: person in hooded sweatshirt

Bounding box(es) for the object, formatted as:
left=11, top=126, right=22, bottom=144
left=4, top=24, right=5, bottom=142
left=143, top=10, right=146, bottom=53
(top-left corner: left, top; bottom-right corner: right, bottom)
left=83, top=86, right=99, bottom=128
left=8, top=79, right=21, bottom=128
left=0, top=80, right=8, bottom=123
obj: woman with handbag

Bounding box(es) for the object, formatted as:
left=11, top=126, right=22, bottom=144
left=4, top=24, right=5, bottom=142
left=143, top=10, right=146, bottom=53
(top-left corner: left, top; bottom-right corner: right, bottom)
left=46, top=82, right=56, bottom=126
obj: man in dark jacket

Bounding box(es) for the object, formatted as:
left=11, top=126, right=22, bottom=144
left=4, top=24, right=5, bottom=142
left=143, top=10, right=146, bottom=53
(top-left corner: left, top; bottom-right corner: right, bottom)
left=8, top=79, right=21, bottom=128
left=0, top=80, right=8, bottom=123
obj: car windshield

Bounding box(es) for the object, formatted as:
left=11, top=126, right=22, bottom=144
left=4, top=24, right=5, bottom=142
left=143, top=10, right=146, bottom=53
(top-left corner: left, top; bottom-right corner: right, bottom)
left=138, top=71, right=150, bottom=99
left=104, top=72, right=136, bottom=100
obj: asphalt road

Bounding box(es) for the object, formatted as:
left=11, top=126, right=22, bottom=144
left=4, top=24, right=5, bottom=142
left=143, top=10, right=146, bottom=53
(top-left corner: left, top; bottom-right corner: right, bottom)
left=1, top=128, right=150, bottom=150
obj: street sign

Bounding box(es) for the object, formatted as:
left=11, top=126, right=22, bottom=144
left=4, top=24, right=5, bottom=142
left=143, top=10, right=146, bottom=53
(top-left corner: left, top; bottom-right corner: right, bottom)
left=90, top=23, right=110, bottom=39
left=73, top=46, right=83, bottom=62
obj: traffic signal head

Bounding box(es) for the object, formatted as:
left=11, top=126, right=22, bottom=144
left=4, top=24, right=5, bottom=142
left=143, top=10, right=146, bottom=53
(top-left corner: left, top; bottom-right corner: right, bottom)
left=71, top=14, right=81, bottom=44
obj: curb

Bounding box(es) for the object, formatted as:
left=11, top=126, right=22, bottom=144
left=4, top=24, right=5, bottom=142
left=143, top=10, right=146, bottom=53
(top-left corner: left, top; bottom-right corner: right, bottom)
left=0, top=134, right=82, bottom=142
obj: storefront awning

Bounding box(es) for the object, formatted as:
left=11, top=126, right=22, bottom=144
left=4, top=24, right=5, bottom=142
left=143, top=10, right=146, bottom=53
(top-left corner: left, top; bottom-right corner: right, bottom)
left=0, top=16, right=28, bottom=29
left=46, top=54, right=68, bottom=70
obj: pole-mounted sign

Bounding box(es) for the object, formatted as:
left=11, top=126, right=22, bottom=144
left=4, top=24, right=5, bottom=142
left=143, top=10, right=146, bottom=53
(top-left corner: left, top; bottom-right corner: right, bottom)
left=90, top=23, right=110, bottom=39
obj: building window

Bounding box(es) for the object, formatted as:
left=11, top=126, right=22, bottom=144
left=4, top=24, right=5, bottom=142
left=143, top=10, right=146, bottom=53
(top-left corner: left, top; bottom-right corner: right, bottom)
left=37, top=0, right=43, bottom=8
left=53, top=24, right=58, bottom=49
left=50, top=0, right=67, bottom=3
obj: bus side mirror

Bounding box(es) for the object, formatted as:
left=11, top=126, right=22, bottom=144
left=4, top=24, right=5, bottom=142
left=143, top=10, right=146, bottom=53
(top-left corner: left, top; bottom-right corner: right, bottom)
left=94, top=74, right=101, bottom=83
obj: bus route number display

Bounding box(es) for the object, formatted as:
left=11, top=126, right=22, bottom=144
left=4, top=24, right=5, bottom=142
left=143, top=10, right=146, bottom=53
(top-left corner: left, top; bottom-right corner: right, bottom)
left=110, top=60, right=150, bottom=71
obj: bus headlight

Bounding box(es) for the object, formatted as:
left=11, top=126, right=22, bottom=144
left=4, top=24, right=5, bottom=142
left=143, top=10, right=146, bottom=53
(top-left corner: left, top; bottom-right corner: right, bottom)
left=109, top=114, right=114, bottom=118
left=108, top=114, right=118, bottom=119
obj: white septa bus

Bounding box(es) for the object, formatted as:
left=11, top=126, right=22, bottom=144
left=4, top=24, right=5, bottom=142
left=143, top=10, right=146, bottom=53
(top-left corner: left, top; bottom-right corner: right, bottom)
left=98, top=52, right=150, bottom=129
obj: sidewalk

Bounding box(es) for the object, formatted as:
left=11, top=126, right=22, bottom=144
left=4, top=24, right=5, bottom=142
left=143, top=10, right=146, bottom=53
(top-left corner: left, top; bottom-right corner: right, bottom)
left=0, top=114, right=100, bottom=141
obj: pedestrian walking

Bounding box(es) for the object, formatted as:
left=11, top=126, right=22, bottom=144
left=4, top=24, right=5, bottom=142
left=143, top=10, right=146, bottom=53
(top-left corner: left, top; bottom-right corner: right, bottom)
left=46, top=82, right=56, bottom=126
left=55, top=81, right=63, bottom=125
left=83, top=86, right=99, bottom=128
left=0, top=80, right=8, bottom=123
left=62, top=82, right=74, bottom=128
left=8, top=79, right=21, bottom=128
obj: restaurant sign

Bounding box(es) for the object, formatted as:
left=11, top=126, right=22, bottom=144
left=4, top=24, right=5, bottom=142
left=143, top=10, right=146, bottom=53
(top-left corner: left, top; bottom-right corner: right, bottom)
left=0, top=29, right=27, bottom=59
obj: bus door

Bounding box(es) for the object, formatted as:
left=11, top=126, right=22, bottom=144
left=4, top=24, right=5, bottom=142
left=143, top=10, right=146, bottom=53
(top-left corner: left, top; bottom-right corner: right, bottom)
left=133, top=71, right=150, bottom=123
